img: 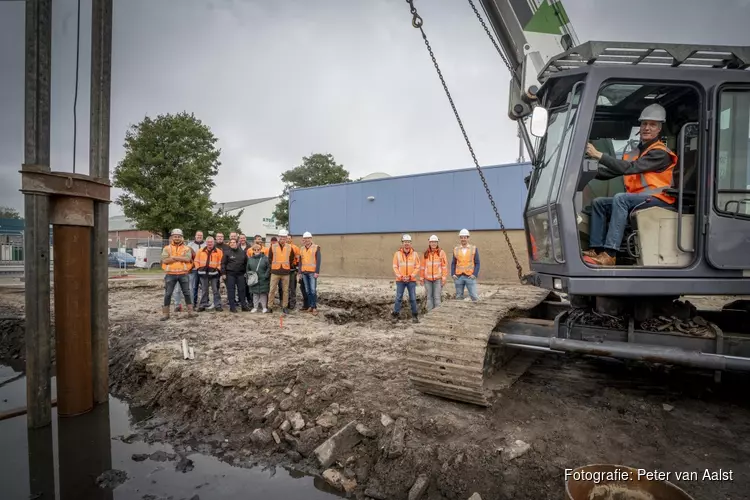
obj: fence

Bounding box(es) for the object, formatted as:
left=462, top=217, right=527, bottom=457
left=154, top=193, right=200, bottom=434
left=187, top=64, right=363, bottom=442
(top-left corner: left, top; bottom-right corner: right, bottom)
left=0, top=234, right=24, bottom=265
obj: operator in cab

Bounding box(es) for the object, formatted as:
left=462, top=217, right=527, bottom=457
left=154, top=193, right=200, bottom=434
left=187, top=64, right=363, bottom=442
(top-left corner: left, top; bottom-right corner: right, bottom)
left=582, top=103, right=678, bottom=267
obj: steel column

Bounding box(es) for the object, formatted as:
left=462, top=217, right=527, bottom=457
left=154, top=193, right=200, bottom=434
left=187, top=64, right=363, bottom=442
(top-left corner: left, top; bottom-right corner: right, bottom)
left=89, top=0, right=113, bottom=405
left=23, top=0, right=53, bottom=429
left=53, top=224, right=94, bottom=416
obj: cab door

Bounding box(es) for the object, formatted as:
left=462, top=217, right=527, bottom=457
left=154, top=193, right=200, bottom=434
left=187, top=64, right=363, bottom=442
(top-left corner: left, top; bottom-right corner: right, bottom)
left=706, top=84, right=750, bottom=269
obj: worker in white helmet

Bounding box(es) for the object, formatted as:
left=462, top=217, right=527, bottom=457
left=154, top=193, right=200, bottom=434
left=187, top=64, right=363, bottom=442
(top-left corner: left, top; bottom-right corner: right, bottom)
left=451, top=228, right=480, bottom=302
left=298, top=231, right=321, bottom=315
left=391, top=234, right=420, bottom=323
left=584, top=103, right=678, bottom=267
left=420, top=234, right=447, bottom=311
left=159, top=228, right=196, bottom=320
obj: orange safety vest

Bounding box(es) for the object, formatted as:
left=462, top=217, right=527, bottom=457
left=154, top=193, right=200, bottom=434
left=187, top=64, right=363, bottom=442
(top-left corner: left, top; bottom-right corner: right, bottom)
left=262, top=246, right=270, bottom=256
left=453, top=245, right=476, bottom=276
left=162, top=243, right=193, bottom=275
left=194, top=247, right=223, bottom=274
left=393, top=248, right=420, bottom=282
left=622, top=141, right=677, bottom=204
left=290, top=243, right=301, bottom=268
left=271, top=243, right=292, bottom=271
left=422, top=248, right=448, bottom=281
left=300, top=244, right=319, bottom=273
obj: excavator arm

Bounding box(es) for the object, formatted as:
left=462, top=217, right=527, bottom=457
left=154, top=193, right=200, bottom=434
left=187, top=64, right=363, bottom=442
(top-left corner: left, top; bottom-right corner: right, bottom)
left=477, top=0, right=578, bottom=120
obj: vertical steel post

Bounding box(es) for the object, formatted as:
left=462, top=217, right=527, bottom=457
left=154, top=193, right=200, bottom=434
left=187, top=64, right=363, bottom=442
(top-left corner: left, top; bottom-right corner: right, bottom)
left=23, top=0, right=53, bottom=429
left=90, top=0, right=113, bottom=404
left=53, top=221, right=94, bottom=417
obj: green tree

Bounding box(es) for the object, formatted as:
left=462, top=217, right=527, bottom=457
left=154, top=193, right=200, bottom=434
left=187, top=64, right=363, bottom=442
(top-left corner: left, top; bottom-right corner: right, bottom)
left=0, top=206, right=21, bottom=219
left=273, top=153, right=350, bottom=229
left=112, top=112, right=241, bottom=237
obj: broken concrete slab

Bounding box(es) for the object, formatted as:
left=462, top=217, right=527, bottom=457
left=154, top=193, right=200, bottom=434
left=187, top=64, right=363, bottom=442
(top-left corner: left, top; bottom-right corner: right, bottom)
left=322, top=468, right=357, bottom=493
left=408, top=474, right=429, bottom=500
left=313, top=420, right=362, bottom=468
left=356, top=423, right=376, bottom=438
left=499, top=440, right=530, bottom=461
left=387, top=418, right=406, bottom=458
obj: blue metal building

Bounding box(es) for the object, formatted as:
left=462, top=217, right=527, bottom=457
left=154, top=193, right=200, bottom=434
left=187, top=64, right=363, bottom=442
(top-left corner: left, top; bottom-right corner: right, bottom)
left=289, top=162, right=531, bottom=235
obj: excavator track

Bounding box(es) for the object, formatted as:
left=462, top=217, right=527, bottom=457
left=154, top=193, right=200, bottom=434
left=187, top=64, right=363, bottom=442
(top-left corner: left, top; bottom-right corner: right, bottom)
left=407, top=285, right=552, bottom=406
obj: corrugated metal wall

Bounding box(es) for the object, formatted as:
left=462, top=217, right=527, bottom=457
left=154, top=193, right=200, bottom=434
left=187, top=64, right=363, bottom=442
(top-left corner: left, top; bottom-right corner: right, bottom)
left=289, top=163, right=531, bottom=235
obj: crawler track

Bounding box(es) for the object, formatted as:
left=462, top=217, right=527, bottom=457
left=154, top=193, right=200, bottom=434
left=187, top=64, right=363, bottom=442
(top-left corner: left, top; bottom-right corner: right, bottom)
left=407, top=285, right=552, bottom=406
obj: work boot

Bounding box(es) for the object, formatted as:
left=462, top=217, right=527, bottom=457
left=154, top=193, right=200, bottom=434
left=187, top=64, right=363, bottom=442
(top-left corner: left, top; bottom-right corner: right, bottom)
left=312, top=308, right=318, bottom=316
left=582, top=249, right=599, bottom=258
left=186, top=304, right=196, bottom=318
left=174, top=304, right=183, bottom=313
left=241, top=305, right=251, bottom=312
left=160, top=306, right=170, bottom=321
left=391, top=311, right=399, bottom=323
left=282, top=307, right=289, bottom=315
left=584, top=252, right=616, bottom=267
left=412, top=315, right=419, bottom=324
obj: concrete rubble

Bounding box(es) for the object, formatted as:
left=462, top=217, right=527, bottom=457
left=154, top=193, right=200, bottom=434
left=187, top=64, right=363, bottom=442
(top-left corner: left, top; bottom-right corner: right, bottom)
left=313, top=420, right=362, bottom=468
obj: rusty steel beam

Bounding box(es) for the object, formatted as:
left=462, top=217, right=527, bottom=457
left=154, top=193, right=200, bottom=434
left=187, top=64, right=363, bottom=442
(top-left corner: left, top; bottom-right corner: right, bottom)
left=20, top=165, right=111, bottom=202
left=23, top=0, right=53, bottom=429
left=53, top=225, right=94, bottom=417
left=90, top=0, right=113, bottom=405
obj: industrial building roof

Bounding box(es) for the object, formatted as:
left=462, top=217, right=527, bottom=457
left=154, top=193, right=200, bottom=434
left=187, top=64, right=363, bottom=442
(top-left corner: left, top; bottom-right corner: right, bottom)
left=0, top=218, right=24, bottom=235
left=214, top=196, right=278, bottom=212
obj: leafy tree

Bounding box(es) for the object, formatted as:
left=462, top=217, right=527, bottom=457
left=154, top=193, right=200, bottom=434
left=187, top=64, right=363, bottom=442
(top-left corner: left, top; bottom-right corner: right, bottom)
left=112, top=112, right=241, bottom=238
left=0, top=206, right=21, bottom=219
left=273, top=153, right=350, bottom=228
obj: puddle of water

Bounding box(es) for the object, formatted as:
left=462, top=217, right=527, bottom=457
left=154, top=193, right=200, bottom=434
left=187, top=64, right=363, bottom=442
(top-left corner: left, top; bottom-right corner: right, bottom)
left=0, top=364, right=341, bottom=500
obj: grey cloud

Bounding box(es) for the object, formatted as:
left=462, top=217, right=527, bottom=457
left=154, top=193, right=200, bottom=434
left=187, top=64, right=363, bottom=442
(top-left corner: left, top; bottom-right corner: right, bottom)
left=1, top=0, right=749, bottom=217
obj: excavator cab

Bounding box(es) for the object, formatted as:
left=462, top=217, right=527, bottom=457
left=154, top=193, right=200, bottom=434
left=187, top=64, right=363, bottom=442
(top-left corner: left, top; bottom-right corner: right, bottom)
left=523, top=42, right=750, bottom=300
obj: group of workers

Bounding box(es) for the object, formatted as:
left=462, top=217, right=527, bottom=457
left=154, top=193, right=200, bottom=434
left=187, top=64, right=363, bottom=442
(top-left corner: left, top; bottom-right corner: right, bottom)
left=390, top=228, right=481, bottom=323
left=160, top=228, right=321, bottom=320
left=158, top=224, right=482, bottom=324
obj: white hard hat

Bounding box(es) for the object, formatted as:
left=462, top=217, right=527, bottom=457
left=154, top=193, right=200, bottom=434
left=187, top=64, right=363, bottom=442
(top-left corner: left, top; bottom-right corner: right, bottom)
left=459, top=228, right=470, bottom=237
left=429, top=234, right=439, bottom=242
left=638, top=103, right=666, bottom=123
left=278, top=229, right=289, bottom=236
left=171, top=228, right=183, bottom=236
left=402, top=234, right=412, bottom=241
left=303, top=231, right=312, bottom=238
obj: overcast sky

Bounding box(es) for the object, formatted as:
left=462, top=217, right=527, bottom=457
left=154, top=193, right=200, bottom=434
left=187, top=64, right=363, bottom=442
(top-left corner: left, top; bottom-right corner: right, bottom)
left=1, top=0, right=749, bottom=216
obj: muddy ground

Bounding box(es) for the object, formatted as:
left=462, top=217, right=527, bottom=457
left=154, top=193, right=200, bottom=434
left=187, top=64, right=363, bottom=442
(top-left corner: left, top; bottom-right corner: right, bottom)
left=1, top=278, right=750, bottom=500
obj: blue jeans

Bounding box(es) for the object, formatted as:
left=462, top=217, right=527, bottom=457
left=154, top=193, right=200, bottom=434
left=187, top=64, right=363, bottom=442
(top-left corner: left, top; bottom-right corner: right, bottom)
left=394, top=281, right=418, bottom=316
left=454, top=275, right=478, bottom=301
left=173, top=270, right=199, bottom=307
left=164, top=274, right=191, bottom=307
left=301, top=273, right=318, bottom=308
left=590, top=193, right=671, bottom=251
left=198, top=274, right=221, bottom=309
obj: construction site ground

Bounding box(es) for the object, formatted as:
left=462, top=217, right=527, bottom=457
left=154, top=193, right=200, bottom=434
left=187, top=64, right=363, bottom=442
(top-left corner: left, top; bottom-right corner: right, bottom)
left=1, top=277, right=749, bottom=499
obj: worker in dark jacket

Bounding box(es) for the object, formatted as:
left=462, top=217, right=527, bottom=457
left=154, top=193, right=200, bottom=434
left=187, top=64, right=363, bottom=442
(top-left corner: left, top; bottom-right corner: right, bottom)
left=222, top=238, right=249, bottom=313
left=584, top=103, right=678, bottom=267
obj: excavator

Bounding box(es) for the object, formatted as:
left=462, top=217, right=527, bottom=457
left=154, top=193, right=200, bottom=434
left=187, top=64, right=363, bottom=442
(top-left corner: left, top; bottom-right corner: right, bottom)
left=404, top=0, right=750, bottom=406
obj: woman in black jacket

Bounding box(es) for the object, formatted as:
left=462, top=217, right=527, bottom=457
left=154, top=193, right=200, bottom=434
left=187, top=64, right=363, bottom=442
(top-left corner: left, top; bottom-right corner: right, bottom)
left=222, top=238, right=249, bottom=312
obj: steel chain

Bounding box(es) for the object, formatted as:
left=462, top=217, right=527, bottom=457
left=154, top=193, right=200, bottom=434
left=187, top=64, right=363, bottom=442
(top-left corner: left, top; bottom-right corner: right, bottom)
left=465, top=0, right=517, bottom=83
left=404, top=0, right=526, bottom=284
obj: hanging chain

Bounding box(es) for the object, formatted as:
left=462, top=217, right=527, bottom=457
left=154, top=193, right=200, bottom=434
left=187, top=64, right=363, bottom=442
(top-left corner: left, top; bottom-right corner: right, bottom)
left=404, top=0, right=526, bottom=284
left=465, top=0, right=517, bottom=84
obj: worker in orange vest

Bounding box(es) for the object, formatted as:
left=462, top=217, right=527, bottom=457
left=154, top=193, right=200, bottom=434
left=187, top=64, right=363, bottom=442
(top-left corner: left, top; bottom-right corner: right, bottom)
left=160, top=228, right=195, bottom=320
left=285, top=235, right=302, bottom=310
left=451, top=228, right=480, bottom=302
left=420, top=234, right=448, bottom=311
left=194, top=236, right=224, bottom=312
left=267, top=230, right=295, bottom=314
left=391, top=234, right=421, bottom=323
left=584, top=103, right=678, bottom=267
left=298, top=231, right=320, bottom=315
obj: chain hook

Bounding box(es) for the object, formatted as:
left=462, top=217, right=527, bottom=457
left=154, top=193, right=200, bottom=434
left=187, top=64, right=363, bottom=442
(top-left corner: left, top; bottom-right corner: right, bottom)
left=404, top=0, right=423, bottom=29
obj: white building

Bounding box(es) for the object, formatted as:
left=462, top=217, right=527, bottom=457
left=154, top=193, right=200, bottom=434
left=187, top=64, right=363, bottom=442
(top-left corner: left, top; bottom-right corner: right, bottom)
left=215, top=196, right=281, bottom=238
